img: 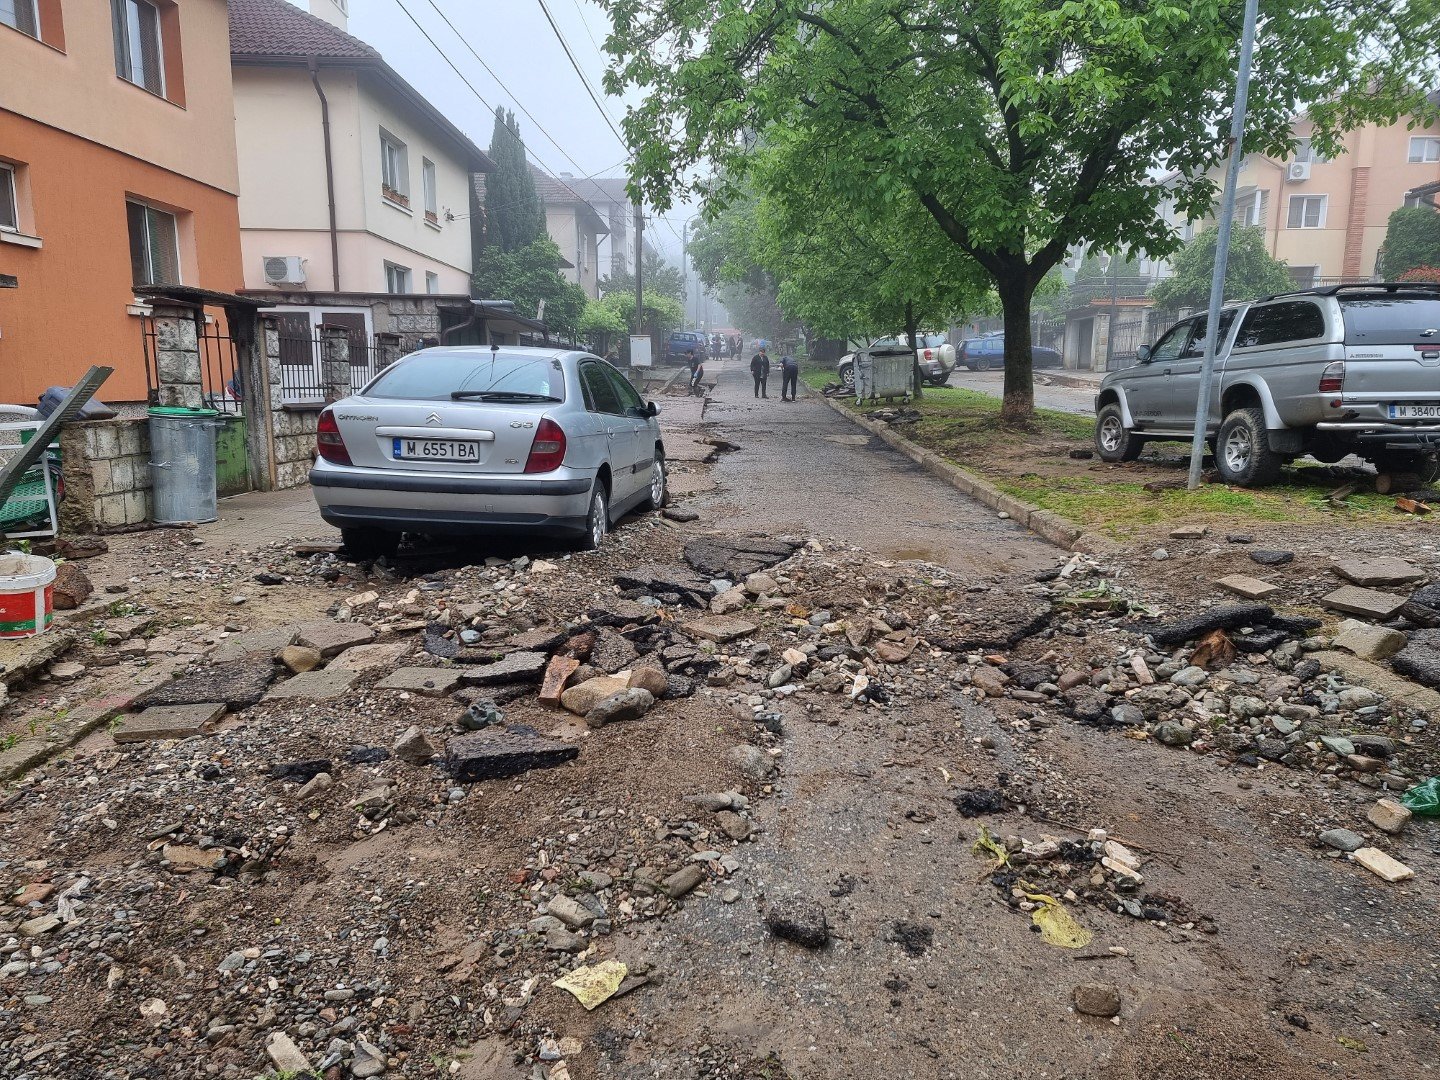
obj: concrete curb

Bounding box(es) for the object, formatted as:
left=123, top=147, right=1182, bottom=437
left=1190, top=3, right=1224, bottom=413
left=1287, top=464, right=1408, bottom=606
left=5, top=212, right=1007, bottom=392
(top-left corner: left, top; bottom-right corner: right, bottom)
left=810, top=389, right=1085, bottom=551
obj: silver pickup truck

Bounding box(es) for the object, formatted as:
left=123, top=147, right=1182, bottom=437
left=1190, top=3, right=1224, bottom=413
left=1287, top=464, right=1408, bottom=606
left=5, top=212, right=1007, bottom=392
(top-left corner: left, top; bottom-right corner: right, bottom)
left=1094, top=283, right=1440, bottom=486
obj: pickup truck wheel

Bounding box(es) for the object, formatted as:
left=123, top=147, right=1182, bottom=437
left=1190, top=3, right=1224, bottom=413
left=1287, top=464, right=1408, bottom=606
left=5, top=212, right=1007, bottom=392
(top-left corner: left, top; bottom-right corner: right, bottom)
left=1215, top=407, right=1283, bottom=487
left=1373, top=450, right=1440, bottom=483
left=1095, top=403, right=1145, bottom=462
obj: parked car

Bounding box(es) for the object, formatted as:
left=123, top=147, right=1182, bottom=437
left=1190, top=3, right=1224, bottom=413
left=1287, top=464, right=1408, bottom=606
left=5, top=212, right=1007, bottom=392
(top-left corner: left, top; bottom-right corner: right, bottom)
left=1093, top=283, right=1440, bottom=486
left=958, top=333, right=1062, bottom=371
left=310, top=346, right=665, bottom=556
left=666, top=331, right=709, bottom=364
left=837, top=333, right=955, bottom=388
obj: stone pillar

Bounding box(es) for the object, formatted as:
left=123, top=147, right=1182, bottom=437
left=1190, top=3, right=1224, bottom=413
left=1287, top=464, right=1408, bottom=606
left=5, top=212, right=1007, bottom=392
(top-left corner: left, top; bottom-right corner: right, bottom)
left=320, top=325, right=352, bottom=404
left=151, top=303, right=204, bottom=409
left=377, top=332, right=403, bottom=371
left=1092, top=313, right=1112, bottom=372
left=227, top=307, right=279, bottom=491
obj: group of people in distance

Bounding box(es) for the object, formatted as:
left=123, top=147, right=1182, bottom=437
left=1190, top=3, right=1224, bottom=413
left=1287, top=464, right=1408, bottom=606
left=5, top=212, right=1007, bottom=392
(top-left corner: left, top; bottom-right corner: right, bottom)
left=682, top=341, right=800, bottom=401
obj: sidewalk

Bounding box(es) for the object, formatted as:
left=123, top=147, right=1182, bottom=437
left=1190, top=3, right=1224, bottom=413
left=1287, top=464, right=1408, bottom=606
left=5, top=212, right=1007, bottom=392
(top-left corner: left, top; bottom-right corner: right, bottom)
left=198, top=485, right=331, bottom=546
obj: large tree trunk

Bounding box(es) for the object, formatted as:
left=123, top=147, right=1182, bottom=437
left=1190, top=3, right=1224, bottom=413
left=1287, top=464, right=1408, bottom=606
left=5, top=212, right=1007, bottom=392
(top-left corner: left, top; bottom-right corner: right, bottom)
left=905, top=298, right=923, bottom=399
left=997, top=271, right=1035, bottom=422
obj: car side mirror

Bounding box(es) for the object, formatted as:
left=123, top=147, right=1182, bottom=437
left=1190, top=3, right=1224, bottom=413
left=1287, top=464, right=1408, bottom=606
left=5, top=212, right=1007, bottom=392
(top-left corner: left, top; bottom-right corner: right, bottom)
left=1136, top=344, right=1152, bottom=363
left=646, top=401, right=661, bottom=417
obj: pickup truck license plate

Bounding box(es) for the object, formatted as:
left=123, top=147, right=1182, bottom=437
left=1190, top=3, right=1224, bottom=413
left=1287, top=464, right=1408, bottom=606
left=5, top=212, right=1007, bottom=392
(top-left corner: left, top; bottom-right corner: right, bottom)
left=393, top=438, right=480, bottom=461
left=1388, top=405, right=1440, bottom=420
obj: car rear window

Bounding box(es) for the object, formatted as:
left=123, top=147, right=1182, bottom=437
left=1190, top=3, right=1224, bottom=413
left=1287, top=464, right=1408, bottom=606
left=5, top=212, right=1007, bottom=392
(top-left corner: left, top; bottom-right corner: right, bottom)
left=364, top=351, right=566, bottom=401
left=1339, top=295, right=1440, bottom=345
left=1235, top=300, right=1325, bottom=348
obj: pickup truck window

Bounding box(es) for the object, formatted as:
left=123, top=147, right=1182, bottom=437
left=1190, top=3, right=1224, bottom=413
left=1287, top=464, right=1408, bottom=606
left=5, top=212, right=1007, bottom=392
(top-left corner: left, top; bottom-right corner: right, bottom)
left=1340, top=296, right=1440, bottom=344
left=1149, top=321, right=1192, bottom=364
left=1180, top=311, right=1237, bottom=359
left=1235, top=301, right=1325, bottom=348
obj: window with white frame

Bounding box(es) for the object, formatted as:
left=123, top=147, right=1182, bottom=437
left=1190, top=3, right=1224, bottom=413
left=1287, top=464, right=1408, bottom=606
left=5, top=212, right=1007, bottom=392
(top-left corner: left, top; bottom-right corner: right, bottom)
left=380, top=130, right=409, bottom=204
left=1232, top=190, right=1266, bottom=227
left=1293, top=138, right=1329, bottom=164
left=126, top=199, right=181, bottom=286
left=113, top=0, right=165, bottom=97
left=425, top=271, right=439, bottom=294
left=0, top=163, right=17, bottom=232
left=421, top=158, right=438, bottom=222
left=1406, top=194, right=1432, bottom=209
left=384, top=262, right=411, bottom=294
left=1286, top=194, right=1327, bottom=229
left=1409, top=136, right=1440, bottom=163
left=1, top=0, right=39, bottom=38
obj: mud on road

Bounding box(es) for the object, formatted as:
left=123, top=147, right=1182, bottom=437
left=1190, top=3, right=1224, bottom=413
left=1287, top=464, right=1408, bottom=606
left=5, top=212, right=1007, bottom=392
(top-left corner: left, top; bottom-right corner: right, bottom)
left=0, top=360, right=1436, bottom=1080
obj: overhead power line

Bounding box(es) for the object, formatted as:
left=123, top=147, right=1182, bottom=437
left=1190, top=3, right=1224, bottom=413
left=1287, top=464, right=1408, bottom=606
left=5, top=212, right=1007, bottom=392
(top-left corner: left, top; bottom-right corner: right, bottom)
left=534, top=0, right=627, bottom=150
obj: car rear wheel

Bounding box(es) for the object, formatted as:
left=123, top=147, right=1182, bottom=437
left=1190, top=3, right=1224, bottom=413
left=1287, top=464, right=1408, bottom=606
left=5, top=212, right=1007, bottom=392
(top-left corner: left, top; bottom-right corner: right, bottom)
left=575, top=483, right=609, bottom=552
left=642, top=451, right=667, bottom=510
left=1215, top=407, right=1283, bottom=487
left=973, top=355, right=992, bottom=372
left=1095, top=402, right=1145, bottom=462
left=839, top=362, right=855, bottom=389
left=341, top=527, right=400, bottom=560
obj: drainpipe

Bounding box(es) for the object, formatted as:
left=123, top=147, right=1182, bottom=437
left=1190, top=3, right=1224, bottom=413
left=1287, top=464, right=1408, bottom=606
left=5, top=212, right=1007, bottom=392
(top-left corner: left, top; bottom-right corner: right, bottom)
left=309, top=57, right=341, bottom=292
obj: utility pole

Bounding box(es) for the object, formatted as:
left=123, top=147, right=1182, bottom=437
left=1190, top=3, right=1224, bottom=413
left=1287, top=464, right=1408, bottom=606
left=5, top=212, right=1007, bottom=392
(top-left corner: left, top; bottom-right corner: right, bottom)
left=1187, top=0, right=1260, bottom=489
left=633, top=200, right=644, bottom=341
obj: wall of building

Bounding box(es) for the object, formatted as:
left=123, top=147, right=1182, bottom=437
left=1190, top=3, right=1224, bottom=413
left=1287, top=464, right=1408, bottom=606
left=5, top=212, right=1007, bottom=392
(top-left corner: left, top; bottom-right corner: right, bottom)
left=0, top=0, right=239, bottom=196
left=545, top=204, right=580, bottom=287
left=58, top=419, right=153, bottom=532
left=0, top=113, right=244, bottom=403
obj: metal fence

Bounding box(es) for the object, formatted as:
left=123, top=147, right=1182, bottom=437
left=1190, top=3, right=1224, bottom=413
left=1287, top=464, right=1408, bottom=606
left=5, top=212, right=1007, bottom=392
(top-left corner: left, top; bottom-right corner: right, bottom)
left=141, top=312, right=243, bottom=413
left=1102, top=307, right=1181, bottom=372
left=278, top=332, right=387, bottom=403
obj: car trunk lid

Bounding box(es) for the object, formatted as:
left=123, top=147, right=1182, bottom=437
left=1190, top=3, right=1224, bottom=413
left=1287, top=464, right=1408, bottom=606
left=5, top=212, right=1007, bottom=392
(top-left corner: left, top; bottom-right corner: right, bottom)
left=332, top=400, right=551, bottom=474
left=1341, top=295, right=1440, bottom=405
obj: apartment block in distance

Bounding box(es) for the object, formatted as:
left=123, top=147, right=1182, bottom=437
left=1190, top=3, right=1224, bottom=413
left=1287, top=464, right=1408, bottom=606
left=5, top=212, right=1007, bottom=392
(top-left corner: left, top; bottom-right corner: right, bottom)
left=0, top=0, right=244, bottom=403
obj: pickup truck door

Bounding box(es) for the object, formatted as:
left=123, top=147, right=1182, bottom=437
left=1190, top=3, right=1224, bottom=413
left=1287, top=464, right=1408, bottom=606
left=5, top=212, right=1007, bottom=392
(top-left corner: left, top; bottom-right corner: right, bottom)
left=1164, top=310, right=1238, bottom=430
left=1123, top=319, right=1193, bottom=427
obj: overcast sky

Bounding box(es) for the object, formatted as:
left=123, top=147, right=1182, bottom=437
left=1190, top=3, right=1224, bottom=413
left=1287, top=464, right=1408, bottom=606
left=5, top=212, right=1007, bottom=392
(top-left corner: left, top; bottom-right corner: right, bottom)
left=335, top=0, right=698, bottom=266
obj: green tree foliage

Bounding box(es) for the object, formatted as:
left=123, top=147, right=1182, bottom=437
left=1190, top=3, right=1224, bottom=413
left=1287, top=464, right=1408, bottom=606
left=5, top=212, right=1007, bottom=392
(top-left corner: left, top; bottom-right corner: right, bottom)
left=688, top=189, right=796, bottom=342
left=578, top=298, right=629, bottom=354
left=601, top=0, right=1439, bottom=419
left=598, top=250, right=687, bottom=304
left=1151, top=227, right=1294, bottom=310
left=597, top=291, right=685, bottom=337
left=1379, top=206, right=1440, bottom=279
left=482, top=107, right=545, bottom=254
left=472, top=237, right=588, bottom=338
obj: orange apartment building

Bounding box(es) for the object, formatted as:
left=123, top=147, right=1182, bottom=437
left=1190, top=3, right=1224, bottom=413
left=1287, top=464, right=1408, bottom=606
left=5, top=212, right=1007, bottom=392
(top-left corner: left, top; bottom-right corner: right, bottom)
left=0, top=0, right=243, bottom=404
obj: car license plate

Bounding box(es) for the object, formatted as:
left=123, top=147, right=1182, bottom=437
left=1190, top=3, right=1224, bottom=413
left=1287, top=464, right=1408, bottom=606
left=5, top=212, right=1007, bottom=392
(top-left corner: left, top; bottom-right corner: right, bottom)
left=1388, top=404, right=1440, bottom=420
left=393, top=438, right=480, bottom=461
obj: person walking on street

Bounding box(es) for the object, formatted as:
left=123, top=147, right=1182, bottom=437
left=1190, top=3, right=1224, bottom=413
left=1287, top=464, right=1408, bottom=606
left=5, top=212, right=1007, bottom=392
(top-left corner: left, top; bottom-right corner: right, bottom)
left=686, top=349, right=704, bottom=394
left=779, top=353, right=799, bottom=401
left=750, top=347, right=771, bottom=398
left=603, top=346, right=620, bottom=365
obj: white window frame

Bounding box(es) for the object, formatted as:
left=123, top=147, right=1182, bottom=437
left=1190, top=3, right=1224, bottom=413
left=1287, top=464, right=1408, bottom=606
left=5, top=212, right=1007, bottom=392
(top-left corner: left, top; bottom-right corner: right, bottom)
left=126, top=199, right=182, bottom=286
left=1286, top=194, right=1327, bottom=230
left=1, top=0, right=40, bottom=39
left=421, top=158, right=438, bottom=222
left=1233, top=190, right=1264, bottom=228
left=0, top=163, right=17, bottom=232
left=1293, top=138, right=1329, bottom=165
left=380, top=129, right=409, bottom=203
left=384, top=262, right=412, bottom=294
left=425, top=271, right=440, bottom=294
left=1409, top=136, right=1440, bottom=164
left=114, top=0, right=166, bottom=98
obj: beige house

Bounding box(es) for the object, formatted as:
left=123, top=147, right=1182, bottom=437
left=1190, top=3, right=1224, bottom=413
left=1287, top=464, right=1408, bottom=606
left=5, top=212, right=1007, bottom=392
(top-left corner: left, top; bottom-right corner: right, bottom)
left=229, top=0, right=491, bottom=310
left=1157, top=114, right=1440, bottom=286
left=531, top=166, right=608, bottom=299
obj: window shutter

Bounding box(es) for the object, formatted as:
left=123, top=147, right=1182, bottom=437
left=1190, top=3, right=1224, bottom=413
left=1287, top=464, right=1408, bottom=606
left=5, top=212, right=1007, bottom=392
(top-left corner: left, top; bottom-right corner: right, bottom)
left=137, top=1, right=163, bottom=95
left=147, top=208, right=180, bottom=284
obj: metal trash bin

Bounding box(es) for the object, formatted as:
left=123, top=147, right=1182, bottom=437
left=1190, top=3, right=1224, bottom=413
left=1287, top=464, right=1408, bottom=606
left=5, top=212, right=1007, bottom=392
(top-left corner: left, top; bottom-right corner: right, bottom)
left=148, top=406, right=221, bottom=524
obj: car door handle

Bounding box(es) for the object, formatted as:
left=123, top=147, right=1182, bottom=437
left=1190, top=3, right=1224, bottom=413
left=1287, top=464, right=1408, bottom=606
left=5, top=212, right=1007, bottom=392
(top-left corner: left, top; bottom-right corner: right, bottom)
left=1162, top=367, right=1172, bottom=376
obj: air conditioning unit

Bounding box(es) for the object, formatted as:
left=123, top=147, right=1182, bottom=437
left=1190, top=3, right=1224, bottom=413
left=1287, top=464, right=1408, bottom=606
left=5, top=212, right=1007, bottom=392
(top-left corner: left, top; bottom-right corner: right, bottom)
left=1288, top=161, right=1312, bottom=182
left=263, top=256, right=307, bottom=286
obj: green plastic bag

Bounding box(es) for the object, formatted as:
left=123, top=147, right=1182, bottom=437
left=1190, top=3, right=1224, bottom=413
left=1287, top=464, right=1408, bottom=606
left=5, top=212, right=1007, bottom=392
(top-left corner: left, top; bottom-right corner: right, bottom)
left=1400, top=777, right=1440, bottom=817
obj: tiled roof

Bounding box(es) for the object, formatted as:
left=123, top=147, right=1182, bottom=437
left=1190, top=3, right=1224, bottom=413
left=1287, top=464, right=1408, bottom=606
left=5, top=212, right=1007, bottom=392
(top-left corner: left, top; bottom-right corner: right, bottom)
left=529, top=166, right=610, bottom=234
left=230, top=0, right=379, bottom=60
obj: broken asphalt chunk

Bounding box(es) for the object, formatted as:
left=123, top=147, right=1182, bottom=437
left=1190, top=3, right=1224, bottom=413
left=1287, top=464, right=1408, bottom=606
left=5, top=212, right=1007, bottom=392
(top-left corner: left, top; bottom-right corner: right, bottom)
left=763, top=897, right=830, bottom=948
left=1145, top=604, right=1275, bottom=647
left=445, top=728, right=579, bottom=783
left=138, top=659, right=276, bottom=711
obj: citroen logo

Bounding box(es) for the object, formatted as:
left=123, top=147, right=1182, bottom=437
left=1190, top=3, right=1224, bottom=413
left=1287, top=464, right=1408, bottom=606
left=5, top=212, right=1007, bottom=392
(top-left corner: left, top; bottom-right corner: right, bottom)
left=426, top=413, right=442, bottom=425
left=1423, top=329, right=1439, bottom=338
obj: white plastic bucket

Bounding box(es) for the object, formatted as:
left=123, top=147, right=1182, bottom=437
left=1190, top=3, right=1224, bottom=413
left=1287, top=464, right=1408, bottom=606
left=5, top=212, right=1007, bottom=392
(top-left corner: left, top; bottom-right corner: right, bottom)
left=0, top=551, right=56, bottom=638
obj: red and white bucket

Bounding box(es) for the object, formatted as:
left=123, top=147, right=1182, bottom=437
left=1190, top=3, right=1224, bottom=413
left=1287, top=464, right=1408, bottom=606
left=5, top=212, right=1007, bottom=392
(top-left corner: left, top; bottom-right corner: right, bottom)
left=0, top=552, right=56, bottom=638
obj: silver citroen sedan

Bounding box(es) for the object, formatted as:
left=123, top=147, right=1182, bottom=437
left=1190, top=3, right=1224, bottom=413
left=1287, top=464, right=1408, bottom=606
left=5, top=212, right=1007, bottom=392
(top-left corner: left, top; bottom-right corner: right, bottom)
left=310, top=346, right=665, bottom=557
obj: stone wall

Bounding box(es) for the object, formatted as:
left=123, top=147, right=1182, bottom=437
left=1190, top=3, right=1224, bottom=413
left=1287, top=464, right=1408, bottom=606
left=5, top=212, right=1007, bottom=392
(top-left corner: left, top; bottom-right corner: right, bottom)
left=58, top=418, right=153, bottom=532
left=275, top=407, right=320, bottom=490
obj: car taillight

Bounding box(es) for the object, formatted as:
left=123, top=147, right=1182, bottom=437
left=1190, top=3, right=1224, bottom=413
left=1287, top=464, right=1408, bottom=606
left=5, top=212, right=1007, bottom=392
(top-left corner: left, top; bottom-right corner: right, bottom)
left=316, top=408, right=352, bottom=466
left=923, top=349, right=933, bottom=361
left=524, top=418, right=567, bottom=473
left=1318, top=361, right=1345, bottom=395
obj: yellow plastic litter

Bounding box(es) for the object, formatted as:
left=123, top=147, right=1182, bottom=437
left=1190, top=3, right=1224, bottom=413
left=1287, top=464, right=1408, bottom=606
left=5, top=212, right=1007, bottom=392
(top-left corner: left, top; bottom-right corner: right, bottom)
left=553, top=959, right=628, bottom=1010
left=1020, top=886, right=1093, bottom=950
left=1335, top=1035, right=1368, bottom=1053
left=972, top=825, right=1010, bottom=869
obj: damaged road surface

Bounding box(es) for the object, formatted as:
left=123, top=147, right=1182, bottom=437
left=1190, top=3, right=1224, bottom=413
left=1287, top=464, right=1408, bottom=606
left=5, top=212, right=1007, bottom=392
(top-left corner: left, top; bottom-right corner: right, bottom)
left=0, top=357, right=1436, bottom=1080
